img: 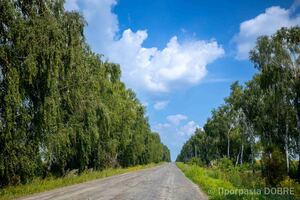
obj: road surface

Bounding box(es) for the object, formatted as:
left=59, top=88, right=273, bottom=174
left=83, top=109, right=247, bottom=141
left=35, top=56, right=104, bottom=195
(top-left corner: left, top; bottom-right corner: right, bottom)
left=20, top=163, right=207, bottom=200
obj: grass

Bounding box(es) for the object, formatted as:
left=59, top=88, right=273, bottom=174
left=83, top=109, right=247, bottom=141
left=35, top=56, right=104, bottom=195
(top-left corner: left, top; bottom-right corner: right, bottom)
left=177, top=162, right=299, bottom=200
left=0, top=163, right=162, bottom=200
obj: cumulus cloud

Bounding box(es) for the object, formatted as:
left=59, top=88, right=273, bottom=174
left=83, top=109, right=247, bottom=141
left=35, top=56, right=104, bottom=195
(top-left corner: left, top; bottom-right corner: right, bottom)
left=234, top=5, right=300, bottom=59
left=152, top=116, right=200, bottom=160
left=154, top=118, right=199, bottom=137
left=153, top=101, right=169, bottom=110
left=65, top=0, right=224, bottom=92
left=178, top=121, right=200, bottom=136
left=167, top=114, right=188, bottom=125
left=153, top=123, right=171, bottom=132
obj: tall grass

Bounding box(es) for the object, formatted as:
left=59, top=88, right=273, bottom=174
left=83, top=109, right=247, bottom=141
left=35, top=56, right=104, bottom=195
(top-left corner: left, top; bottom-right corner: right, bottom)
left=0, top=163, right=161, bottom=200
left=177, top=162, right=298, bottom=200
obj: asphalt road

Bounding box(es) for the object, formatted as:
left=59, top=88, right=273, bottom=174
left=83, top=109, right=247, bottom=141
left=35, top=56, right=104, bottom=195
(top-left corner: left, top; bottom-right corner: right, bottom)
left=19, top=163, right=208, bottom=200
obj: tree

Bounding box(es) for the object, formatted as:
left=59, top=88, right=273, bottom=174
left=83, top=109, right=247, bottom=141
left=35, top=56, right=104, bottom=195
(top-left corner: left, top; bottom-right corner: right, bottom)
left=250, top=27, right=300, bottom=178
left=177, top=27, right=300, bottom=186
left=0, top=0, right=170, bottom=186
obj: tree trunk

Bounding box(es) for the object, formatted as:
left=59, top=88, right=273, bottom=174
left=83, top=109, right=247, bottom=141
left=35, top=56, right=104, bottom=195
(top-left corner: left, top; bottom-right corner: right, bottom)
left=295, top=93, right=300, bottom=179
left=251, top=149, right=255, bottom=174
left=227, top=137, right=230, bottom=158
left=227, top=126, right=232, bottom=158
left=240, top=143, right=244, bottom=165
left=285, top=124, right=289, bottom=174
left=285, top=145, right=289, bottom=174
left=235, top=152, right=240, bottom=166
left=296, top=96, right=300, bottom=146
left=248, top=124, right=255, bottom=174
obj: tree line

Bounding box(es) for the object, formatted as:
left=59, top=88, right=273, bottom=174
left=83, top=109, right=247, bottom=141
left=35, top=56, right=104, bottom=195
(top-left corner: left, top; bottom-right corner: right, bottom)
left=0, top=0, right=170, bottom=187
left=177, top=27, right=300, bottom=186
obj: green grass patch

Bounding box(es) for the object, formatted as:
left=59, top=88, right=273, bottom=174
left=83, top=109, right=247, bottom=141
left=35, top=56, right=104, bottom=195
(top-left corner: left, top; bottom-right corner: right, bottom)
left=0, top=163, right=162, bottom=200
left=177, top=162, right=235, bottom=199
left=177, top=162, right=298, bottom=200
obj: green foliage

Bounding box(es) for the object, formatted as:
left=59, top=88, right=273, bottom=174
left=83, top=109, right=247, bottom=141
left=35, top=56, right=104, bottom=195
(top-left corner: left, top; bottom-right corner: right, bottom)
left=177, top=162, right=236, bottom=200
left=261, top=148, right=287, bottom=186
left=177, top=27, right=300, bottom=187
left=187, top=157, right=205, bottom=167
left=214, top=157, right=234, bottom=171
left=0, top=0, right=170, bottom=187
left=177, top=162, right=298, bottom=200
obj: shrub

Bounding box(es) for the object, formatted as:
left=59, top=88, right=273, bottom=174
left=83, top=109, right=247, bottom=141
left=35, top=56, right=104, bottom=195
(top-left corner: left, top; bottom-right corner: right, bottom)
left=177, top=162, right=297, bottom=200
left=187, top=157, right=205, bottom=167
left=261, top=149, right=286, bottom=186
left=215, top=157, right=234, bottom=171
left=206, top=169, right=222, bottom=179
left=279, top=176, right=300, bottom=197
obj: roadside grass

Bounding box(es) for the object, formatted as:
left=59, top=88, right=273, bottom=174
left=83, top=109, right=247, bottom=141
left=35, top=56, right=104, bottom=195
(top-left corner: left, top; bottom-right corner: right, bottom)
left=0, top=163, right=162, bottom=200
left=177, top=162, right=299, bottom=200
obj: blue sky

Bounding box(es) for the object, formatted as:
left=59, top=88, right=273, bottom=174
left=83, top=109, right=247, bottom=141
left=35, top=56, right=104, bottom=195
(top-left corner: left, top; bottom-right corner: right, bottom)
left=65, top=0, right=300, bottom=160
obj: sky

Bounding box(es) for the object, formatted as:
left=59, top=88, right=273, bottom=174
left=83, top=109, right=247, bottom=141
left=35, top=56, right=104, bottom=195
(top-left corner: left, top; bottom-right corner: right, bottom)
left=65, top=0, right=300, bottom=161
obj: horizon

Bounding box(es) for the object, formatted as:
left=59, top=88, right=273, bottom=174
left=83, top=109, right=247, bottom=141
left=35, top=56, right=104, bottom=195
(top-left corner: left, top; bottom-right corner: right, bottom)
left=65, top=0, right=299, bottom=161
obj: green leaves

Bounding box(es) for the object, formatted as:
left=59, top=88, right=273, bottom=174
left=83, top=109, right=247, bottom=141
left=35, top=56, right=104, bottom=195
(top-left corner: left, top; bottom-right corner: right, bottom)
left=177, top=27, right=300, bottom=187
left=0, top=0, right=170, bottom=186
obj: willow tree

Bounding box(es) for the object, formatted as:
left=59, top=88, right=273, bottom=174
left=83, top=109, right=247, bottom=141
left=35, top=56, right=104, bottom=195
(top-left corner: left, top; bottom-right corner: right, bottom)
left=0, top=0, right=170, bottom=186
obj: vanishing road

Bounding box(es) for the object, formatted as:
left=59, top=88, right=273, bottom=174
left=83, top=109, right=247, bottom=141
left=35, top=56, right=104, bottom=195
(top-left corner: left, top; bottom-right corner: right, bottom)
left=20, top=163, right=207, bottom=200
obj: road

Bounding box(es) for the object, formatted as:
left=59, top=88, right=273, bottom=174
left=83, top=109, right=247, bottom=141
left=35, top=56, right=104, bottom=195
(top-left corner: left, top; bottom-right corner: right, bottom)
left=20, top=163, right=208, bottom=200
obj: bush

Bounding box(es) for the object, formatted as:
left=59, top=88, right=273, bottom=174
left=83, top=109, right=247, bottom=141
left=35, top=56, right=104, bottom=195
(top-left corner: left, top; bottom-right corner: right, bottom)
left=187, top=157, right=205, bottom=167
left=288, top=161, right=298, bottom=179
left=261, top=149, right=286, bottom=186
left=279, top=176, right=300, bottom=197
left=236, top=163, right=251, bottom=172
left=177, top=162, right=297, bottom=200
left=215, top=157, right=234, bottom=171
left=206, top=169, right=222, bottom=179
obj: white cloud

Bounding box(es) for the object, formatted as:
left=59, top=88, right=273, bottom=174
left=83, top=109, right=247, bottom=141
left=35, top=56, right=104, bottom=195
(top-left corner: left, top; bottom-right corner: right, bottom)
left=167, top=114, right=188, bottom=125
left=152, top=118, right=200, bottom=160
left=153, top=123, right=170, bottom=132
left=178, top=121, right=200, bottom=136
left=65, top=0, right=224, bottom=93
left=153, top=101, right=169, bottom=110
left=234, top=5, right=300, bottom=59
